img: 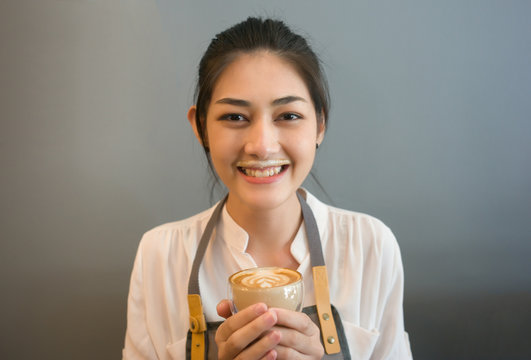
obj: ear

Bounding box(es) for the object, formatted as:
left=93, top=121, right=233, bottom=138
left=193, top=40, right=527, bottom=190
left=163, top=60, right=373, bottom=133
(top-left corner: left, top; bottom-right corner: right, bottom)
left=316, top=117, right=326, bottom=146
left=187, top=106, right=206, bottom=147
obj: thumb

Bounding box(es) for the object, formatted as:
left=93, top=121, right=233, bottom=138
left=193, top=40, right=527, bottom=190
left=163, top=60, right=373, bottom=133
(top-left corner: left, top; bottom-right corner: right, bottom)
left=216, top=299, right=233, bottom=319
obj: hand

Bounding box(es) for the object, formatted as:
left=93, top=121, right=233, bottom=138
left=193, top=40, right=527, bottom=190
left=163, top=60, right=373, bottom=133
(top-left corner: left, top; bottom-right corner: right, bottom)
left=215, top=300, right=281, bottom=360
left=270, top=308, right=324, bottom=359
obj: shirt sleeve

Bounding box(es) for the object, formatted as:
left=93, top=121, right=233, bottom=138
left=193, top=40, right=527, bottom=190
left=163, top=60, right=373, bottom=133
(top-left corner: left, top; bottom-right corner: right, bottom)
left=371, top=229, right=413, bottom=360
left=122, top=241, right=159, bottom=360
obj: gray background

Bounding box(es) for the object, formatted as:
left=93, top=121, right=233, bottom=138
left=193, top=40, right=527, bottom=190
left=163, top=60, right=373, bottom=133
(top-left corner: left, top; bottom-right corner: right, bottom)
left=1, top=0, right=530, bottom=359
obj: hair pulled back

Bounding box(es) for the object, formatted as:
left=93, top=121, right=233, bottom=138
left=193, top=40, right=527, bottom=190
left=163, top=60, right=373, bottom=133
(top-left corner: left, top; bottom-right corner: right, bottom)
left=193, top=17, right=330, bottom=148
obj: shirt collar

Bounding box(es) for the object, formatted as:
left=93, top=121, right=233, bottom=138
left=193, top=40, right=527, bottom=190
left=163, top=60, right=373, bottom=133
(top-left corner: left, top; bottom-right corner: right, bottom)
left=217, top=188, right=329, bottom=258
left=290, top=222, right=308, bottom=265
left=218, top=204, right=250, bottom=253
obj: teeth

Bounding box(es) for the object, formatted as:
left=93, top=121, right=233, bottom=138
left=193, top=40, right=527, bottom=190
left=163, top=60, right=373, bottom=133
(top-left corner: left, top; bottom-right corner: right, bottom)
left=236, top=160, right=290, bottom=168
left=242, top=166, right=283, bottom=177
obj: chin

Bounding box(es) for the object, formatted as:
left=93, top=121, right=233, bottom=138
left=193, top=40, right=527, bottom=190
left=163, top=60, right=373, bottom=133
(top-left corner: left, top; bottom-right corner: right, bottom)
left=233, top=187, right=297, bottom=211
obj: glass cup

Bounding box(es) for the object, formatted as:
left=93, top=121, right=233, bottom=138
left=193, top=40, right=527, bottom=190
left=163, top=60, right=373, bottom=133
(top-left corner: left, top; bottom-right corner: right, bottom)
left=228, top=266, right=304, bottom=313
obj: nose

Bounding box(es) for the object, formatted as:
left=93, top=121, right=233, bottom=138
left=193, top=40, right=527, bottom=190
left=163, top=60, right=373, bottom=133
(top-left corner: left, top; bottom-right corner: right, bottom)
left=244, top=117, right=280, bottom=158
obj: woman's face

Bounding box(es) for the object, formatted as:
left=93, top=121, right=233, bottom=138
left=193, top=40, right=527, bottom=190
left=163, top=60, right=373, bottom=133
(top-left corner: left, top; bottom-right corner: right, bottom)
left=198, top=51, right=324, bottom=212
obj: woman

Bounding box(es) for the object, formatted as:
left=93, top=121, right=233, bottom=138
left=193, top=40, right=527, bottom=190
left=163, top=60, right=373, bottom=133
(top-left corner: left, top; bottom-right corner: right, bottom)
left=123, top=17, right=412, bottom=360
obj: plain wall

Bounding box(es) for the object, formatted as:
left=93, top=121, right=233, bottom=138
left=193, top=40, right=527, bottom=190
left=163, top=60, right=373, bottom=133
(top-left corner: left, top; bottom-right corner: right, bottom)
left=1, top=0, right=530, bottom=359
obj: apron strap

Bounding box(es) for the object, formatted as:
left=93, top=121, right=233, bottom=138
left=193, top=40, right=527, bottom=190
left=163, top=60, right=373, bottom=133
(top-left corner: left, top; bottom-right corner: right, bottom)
left=187, top=196, right=227, bottom=360
left=187, top=191, right=340, bottom=357
left=297, top=190, right=324, bottom=267
left=187, top=294, right=207, bottom=360
left=188, top=196, right=228, bottom=296
left=297, top=191, right=341, bottom=355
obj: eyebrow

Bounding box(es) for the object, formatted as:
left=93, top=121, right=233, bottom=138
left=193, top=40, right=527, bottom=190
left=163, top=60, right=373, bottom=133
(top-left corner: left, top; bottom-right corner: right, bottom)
left=272, top=96, right=307, bottom=106
left=215, top=96, right=307, bottom=107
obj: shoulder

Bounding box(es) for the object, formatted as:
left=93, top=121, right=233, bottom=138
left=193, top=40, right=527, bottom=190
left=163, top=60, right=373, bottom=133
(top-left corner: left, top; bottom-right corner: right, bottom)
left=304, top=191, right=405, bottom=302
left=329, top=204, right=396, bottom=249
left=305, top=190, right=401, bottom=261
left=136, top=205, right=217, bottom=264
left=306, top=190, right=395, bottom=240
left=143, top=206, right=214, bottom=241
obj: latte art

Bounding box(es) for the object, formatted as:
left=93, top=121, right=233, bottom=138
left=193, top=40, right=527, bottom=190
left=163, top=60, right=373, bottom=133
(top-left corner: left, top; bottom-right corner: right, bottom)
left=229, top=267, right=303, bottom=312
left=237, top=269, right=297, bottom=288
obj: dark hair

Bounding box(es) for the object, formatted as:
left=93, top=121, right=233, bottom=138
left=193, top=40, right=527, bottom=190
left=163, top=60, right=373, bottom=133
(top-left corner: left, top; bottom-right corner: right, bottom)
left=192, top=17, right=331, bottom=198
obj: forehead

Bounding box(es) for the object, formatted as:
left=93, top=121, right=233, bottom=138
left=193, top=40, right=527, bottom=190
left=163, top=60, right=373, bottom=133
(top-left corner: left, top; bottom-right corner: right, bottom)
left=210, top=51, right=312, bottom=104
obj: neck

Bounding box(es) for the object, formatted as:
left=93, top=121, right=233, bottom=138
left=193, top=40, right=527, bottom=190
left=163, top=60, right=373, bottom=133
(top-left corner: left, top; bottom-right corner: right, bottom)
left=225, top=192, right=302, bottom=268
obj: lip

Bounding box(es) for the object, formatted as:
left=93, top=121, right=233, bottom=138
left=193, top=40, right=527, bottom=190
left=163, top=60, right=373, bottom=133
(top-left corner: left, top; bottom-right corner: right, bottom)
left=238, top=168, right=287, bottom=184
left=236, top=159, right=291, bottom=168
left=237, top=164, right=290, bottom=184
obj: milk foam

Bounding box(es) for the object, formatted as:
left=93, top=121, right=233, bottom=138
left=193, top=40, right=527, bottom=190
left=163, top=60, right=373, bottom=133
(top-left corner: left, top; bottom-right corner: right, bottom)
left=233, top=268, right=300, bottom=288
left=241, top=272, right=291, bottom=288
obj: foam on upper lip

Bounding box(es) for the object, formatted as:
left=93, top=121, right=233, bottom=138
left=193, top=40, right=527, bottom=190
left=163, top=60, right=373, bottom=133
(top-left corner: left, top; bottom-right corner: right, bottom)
left=236, top=159, right=291, bottom=168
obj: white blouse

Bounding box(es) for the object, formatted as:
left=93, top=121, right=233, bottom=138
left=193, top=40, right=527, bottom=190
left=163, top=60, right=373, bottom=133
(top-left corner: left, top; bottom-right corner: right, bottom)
left=123, top=189, right=412, bottom=359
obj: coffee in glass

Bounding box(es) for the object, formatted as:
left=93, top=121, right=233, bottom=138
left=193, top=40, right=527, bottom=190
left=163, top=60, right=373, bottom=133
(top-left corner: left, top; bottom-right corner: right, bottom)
left=228, top=266, right=303, bottom=313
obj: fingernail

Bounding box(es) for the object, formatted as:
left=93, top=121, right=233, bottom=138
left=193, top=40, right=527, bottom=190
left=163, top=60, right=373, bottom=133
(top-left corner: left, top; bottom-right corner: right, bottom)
left=253, top=303, right=267, bottom=315
left=268, top=349, right=278, bottom=359
left=265, top=309, right=278, bottom=325
left=269, top=329, right=281, bottom=342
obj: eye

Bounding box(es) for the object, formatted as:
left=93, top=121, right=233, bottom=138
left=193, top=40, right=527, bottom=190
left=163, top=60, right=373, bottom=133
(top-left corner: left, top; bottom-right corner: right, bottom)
left=278, top=113, right=301, bottom=121
left=220, top=113, right=247, bottom=122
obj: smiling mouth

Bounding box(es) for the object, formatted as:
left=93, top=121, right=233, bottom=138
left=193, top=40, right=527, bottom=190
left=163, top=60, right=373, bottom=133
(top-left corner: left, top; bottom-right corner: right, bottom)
left=236, top=160, right=290, bottom=178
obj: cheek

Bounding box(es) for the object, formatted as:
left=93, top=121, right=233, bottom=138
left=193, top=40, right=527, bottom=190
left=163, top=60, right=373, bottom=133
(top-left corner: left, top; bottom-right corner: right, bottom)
left=285, top=133, right=317, bottom=167
left=205, top=121, right=223, bottom=149
left=289, top=127, right=318, bottom=150
left=205, top=127, right=236, bottom=170
left=208, top=132, right=235, bottom=157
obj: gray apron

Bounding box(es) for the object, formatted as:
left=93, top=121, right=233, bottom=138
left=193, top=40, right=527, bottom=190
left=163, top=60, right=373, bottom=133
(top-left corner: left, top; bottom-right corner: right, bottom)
left=186, top=191, right=351, bottom=359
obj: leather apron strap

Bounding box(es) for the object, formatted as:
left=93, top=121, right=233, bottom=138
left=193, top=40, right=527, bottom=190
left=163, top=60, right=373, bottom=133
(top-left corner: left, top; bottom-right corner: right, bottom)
left=297, top=191, right=341, bottom=354
left=186, top=191, right=340, bottom=359
left=187, top=196, right=227, bottom=360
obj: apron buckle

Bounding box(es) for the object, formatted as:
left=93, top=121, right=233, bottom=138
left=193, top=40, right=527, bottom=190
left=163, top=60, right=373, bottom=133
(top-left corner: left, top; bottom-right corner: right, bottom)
left=189, top=314, right=206, bottom=333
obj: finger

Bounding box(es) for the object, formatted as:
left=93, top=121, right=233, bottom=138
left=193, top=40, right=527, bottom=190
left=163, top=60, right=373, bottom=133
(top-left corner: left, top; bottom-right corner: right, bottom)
left=271, top=308, right=319, bottom=337
left=272, top=345, right=298, bottom=360
left=273, top=327, right=324, bottom=358
left=274, top=344, right=307, bottom=360
left=216, top=299, right=232, bottom=319
left=235, top=330, right=281, bottom=360
left=221, top=310, right=278, bottom=356
left=216, top=303, right=268, bottom=342
left=260, top=349, right=278, bottom=360
left=269, top=309, right=323, bottom=357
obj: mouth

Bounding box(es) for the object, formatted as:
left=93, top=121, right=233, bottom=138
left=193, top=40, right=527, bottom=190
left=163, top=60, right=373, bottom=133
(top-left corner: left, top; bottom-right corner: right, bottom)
left=236, top=160, right=290, bottom=178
